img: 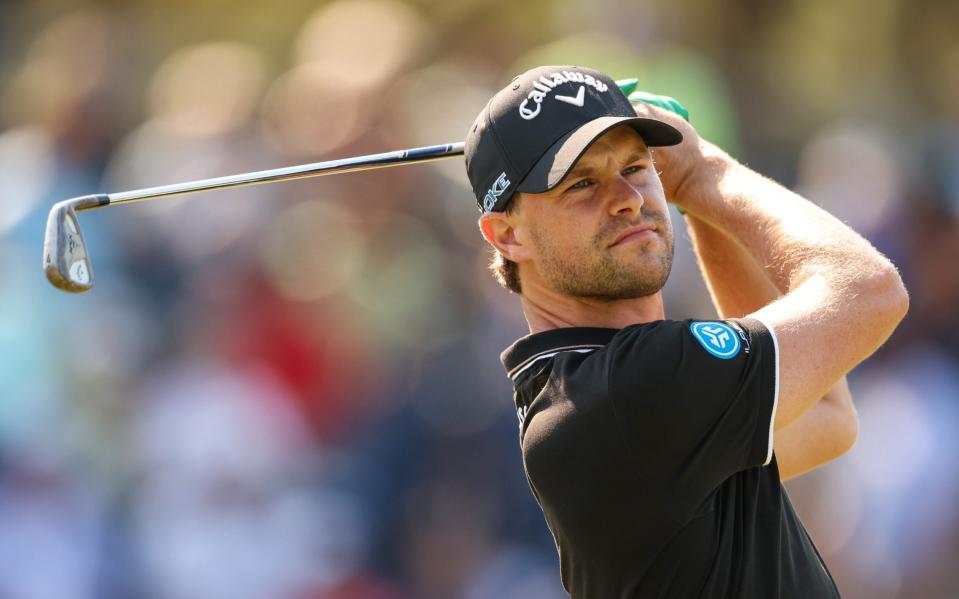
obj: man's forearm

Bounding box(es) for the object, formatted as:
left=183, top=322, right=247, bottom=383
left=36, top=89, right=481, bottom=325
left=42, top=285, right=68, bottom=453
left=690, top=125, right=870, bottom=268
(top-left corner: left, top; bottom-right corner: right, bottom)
left=684, top=212, right=781, bottom=317
left=774, top=378, right=857, bottom=480
left=677, top=145, right=886, bottom=288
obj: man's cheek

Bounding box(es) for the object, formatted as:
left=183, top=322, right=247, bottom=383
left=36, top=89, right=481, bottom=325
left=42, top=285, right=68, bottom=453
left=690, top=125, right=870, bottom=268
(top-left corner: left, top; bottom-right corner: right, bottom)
left=645, top=168, right=667, bottom=195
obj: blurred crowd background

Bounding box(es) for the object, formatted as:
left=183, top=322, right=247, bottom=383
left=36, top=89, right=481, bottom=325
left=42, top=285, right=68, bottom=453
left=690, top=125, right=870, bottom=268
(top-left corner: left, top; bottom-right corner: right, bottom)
left=1, top=0, right=957, bottom=597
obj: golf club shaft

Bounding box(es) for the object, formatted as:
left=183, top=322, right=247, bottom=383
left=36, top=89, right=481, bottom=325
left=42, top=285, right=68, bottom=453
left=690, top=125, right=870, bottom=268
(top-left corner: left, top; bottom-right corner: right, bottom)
left=77, top=77, right=642, bottom=211
left=85, top=142, right=465, bottom=210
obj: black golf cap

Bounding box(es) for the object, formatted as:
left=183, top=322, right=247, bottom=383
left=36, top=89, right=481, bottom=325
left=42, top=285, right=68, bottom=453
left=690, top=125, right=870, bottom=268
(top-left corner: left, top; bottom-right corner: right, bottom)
left=465, top=65, right=683, bottom=213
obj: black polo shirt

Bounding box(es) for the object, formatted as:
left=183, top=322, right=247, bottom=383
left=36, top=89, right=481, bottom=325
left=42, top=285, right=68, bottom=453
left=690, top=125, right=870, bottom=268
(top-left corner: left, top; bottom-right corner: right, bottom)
left=501, top=318, right=840, bottom=599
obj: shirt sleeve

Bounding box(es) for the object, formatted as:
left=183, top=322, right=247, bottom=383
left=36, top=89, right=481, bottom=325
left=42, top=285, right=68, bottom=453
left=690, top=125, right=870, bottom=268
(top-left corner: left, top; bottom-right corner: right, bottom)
left=606, top=317, right=779, bottom=502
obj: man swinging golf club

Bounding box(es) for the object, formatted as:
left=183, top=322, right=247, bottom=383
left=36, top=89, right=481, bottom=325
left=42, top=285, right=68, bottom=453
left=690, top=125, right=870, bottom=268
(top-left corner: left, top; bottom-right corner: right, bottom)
left=466, top=65, right=908, bottom=598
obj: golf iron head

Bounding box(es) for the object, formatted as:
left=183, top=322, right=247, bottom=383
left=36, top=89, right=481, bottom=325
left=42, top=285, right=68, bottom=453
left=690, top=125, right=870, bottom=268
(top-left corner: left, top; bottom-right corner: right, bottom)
left=43, top=194, right=109, bottom=292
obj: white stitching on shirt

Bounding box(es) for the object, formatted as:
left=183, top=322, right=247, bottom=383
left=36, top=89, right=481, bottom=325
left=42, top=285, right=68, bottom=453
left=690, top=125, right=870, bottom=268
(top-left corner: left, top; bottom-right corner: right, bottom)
left=508, top=345, right=602, bottom=380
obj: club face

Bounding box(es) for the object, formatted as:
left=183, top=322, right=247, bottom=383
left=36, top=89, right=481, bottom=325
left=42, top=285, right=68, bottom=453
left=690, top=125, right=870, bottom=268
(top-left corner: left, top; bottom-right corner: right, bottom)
left=44, top=200, right=94, bottom=292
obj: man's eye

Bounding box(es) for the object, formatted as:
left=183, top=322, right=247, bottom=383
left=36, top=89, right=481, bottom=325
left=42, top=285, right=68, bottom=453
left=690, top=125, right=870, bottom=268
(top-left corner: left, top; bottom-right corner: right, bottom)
left=567, top=179, right=592, bottom=191
left=623, top=164, right=645, bottom=175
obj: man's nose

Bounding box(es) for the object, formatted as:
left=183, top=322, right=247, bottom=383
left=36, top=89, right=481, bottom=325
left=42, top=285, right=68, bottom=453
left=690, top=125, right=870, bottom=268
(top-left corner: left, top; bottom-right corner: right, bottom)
left=607, top=175, right=644, bottom=216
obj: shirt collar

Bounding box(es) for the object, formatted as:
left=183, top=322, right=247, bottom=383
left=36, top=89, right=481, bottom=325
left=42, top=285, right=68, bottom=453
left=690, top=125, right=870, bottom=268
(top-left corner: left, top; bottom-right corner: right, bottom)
left=501, top=327, right=619, bottom=381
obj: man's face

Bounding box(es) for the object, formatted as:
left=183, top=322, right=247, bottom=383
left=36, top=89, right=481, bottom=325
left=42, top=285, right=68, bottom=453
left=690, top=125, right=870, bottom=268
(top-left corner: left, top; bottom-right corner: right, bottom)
left=512, top=125, right=674, bottom=300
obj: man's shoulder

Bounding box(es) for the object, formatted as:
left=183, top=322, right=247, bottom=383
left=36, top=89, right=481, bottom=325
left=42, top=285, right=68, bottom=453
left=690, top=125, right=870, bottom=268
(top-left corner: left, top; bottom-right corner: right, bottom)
left=500, top=318, right=767, bottom=383
left=500, top=319, right=704, bottom=373
left=500, top=325, right=619, bottom=381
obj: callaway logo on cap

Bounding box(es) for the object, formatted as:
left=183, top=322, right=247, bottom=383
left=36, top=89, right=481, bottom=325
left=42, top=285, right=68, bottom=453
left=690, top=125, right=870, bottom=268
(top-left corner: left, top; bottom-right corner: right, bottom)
left=464, top=65, right=683, bottom=213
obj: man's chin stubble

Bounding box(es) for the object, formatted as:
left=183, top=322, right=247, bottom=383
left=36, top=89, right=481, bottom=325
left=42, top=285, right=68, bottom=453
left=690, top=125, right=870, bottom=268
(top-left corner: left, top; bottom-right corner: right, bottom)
left=549, top=245, right=674, bottom=302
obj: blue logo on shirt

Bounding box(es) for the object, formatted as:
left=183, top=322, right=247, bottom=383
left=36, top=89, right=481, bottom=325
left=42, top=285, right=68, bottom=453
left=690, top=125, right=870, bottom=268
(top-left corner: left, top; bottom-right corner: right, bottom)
left=690, top=321, right=741, bottom=359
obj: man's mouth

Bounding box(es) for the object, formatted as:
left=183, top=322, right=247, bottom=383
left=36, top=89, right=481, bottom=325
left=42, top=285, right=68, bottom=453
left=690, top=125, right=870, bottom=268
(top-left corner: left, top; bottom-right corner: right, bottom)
left=608, top=224, right=657, bottom=247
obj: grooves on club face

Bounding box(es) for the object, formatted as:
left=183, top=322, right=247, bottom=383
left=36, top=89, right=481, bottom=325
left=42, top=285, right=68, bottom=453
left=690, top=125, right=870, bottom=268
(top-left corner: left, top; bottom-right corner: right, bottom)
left=43, top=194, right=109, bottom=293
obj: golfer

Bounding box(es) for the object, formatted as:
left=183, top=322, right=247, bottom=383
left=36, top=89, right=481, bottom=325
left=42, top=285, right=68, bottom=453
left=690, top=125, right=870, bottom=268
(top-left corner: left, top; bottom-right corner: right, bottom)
left=464, top=65, right=908, bottom=598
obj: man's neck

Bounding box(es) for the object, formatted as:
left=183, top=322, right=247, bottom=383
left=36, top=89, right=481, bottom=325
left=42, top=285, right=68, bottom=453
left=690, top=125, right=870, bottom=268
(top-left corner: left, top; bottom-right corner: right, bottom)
left=519, top=279, right=666, bottom=333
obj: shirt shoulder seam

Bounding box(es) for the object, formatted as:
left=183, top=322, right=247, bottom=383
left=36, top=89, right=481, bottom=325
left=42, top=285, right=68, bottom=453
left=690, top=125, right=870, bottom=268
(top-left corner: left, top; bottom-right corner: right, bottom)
left=508, top=344, right=603, bottom=379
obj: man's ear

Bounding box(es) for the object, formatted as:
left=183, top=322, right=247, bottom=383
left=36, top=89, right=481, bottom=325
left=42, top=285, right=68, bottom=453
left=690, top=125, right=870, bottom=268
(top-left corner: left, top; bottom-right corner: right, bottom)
left=478, top=211, right=532, bottom=263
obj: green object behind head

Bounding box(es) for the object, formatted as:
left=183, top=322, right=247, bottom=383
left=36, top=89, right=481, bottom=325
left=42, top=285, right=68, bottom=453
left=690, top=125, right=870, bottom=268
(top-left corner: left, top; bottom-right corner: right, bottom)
left=615, top=79, right=690, bottom=122
left=615, top=78, right=639, bottom=97
left=628, top=90, right=690, bottom=122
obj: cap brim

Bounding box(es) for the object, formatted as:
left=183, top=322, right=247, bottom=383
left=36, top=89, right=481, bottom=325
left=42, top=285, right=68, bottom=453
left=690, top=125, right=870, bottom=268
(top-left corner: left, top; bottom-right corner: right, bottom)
left=516, top=116, right=683, bottom=194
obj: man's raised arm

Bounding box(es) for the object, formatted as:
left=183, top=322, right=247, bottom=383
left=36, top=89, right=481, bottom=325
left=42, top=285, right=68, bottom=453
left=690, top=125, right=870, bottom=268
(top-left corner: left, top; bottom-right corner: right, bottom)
left=681, top=208, right=859, bottom=479
left=641, top=104, right=908, bottom=432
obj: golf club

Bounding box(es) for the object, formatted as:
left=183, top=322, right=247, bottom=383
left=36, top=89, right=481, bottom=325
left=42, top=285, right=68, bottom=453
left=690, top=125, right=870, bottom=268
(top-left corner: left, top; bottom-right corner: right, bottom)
left=43, top=142, right=465, bottom=292
left=42, top=78, right=642, bottom=293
